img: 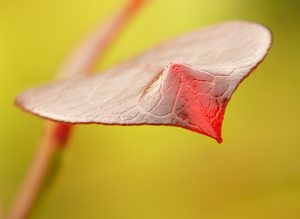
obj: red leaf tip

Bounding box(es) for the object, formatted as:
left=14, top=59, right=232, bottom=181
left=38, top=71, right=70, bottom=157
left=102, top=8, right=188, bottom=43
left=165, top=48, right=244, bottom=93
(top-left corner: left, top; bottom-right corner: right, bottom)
left=163, top=63, right=227, bottom=143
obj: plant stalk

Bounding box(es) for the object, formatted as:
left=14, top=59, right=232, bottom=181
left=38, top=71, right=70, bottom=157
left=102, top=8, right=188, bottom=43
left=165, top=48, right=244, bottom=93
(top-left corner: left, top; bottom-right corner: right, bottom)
left=8, top=1, right=146, bottom=218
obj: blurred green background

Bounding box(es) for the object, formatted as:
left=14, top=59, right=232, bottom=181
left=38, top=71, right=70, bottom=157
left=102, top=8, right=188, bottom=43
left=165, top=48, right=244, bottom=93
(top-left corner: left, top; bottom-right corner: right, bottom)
left=1, top=0, right=300, bottom=218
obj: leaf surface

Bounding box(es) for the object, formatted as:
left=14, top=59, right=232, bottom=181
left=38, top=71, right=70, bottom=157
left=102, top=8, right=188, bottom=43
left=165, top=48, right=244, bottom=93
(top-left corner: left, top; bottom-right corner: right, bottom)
left=16, top=21, right=272, bottom=143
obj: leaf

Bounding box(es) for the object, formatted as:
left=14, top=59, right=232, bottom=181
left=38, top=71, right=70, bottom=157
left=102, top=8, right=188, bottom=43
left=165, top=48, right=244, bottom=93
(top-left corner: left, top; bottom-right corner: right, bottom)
left=16, top=21, right=272, bottom=143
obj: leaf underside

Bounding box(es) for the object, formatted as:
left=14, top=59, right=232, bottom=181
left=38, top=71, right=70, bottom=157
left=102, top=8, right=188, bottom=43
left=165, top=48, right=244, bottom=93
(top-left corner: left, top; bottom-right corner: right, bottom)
left=16, top=21, right=272, bottom=143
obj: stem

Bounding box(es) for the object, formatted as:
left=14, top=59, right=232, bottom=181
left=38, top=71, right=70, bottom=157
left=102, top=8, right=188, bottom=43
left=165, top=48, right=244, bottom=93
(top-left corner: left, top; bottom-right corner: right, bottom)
left=7, top=122, right=69, bottom=219
left=0, top=200, right=3, bottom=219
left=8, top=1, right=146, bottom=218
left=57, top=0, right=146, bottom=79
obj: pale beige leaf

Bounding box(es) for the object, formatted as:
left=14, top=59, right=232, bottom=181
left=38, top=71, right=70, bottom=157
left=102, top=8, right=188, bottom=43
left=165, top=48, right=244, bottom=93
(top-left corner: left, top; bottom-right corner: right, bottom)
left=16, top=21, right=272, bottom=142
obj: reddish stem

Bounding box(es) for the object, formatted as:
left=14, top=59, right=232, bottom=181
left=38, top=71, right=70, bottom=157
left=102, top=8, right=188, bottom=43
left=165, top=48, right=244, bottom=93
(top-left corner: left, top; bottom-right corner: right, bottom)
left=7, top=122, right=65, bottom=219
left=8, top=1, right=146, bottom=218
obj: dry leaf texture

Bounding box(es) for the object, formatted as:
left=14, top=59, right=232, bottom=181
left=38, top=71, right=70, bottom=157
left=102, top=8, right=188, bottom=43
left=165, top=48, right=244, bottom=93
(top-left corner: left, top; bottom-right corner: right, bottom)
left=16, top=21, right=272, bottom=143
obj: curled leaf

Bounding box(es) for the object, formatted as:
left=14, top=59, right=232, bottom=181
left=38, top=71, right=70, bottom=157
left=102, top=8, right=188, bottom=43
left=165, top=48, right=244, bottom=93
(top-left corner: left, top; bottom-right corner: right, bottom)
left=16, top=21, right=272, bottom=143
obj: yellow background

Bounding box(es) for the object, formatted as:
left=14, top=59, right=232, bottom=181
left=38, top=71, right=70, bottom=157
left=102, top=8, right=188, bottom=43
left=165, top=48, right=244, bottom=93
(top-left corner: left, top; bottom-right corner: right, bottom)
left=1, top=0, right=300, bottom=218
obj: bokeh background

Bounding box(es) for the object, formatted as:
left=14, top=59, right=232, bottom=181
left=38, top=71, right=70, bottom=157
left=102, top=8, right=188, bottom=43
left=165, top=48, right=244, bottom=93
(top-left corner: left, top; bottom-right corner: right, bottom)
left=1, top=0, right=300, bottom=218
